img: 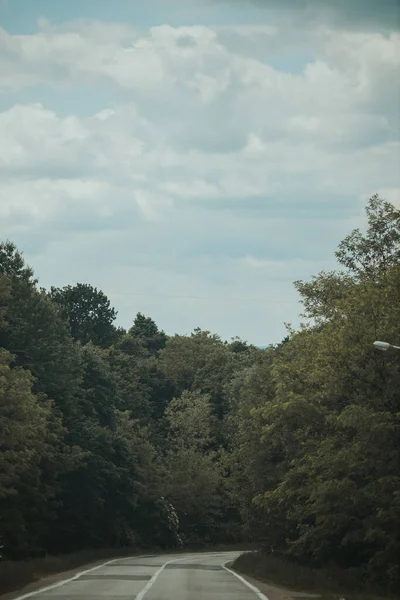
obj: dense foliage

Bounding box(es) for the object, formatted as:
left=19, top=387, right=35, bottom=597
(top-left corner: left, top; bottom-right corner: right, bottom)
left=0, top=195, right=399, bottom=592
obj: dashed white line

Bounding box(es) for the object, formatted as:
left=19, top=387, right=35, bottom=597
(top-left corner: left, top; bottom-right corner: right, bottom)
left=135, top=556, right=188, bottom=600
left=136, top=551, right=241, bottom=598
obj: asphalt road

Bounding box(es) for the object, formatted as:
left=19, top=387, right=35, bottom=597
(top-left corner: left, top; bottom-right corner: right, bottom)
left=15, top=551, right=268, bottom=600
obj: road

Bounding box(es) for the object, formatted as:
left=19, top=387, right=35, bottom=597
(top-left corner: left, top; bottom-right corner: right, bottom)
left=15, top=551, right=268, bottom=600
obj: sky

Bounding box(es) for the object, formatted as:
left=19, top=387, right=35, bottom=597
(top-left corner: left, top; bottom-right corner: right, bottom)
left=1, top=0, right=399, bottom=345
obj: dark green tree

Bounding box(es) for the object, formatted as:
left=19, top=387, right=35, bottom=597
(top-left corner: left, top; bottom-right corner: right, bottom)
left=129, top=312, right=167, bottom=355
left=0, top=242, right=83, bottom=417
left=0, top=349, right=80, bottom=559
left=50, top=283, right=118, bottom=348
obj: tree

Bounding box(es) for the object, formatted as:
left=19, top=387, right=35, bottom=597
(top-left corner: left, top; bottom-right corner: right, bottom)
left=129, top=313, right=167, bottom=355
left=163, top=390, right=222, bottom=543
left=47, top=337, right=176, bottom=552
left=1, top=194, right=398, bottom=588
left=138, top=356, right=176, bottom=421
left=47, top=342, right=122, bottom=551
left=50, top=283, right=118, bottom=348
left=80, top=344, right=119, bottom=428
left=295, top=195, right=400, bottom=323
left=225, top=347, right=285, bottom=543
left=241, top=197, right=400, bottom=589
left=108, top=317, right=174, bottom=423
left=0, top=274, right=10, bottom=331
left=165, top=390, right=216, bottom=452
left=0, top=241, right=34, bottom=282
left=159, top=330, right=227, bottom=397
left=229, top=337, right=251, bottom=354
left=257, top=267, right=400, bottom=589
left=108, top=338, right=153, bottom=422
left=50, top=408, right=160, bottom=551
left=335, top=194, right=400, bottom=279
left=0, top=349, right=78, bottom=558
left=0, top=242, right=83, bottom=417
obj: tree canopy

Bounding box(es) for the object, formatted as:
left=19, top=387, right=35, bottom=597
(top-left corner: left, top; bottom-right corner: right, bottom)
left=50, top=283, right=118, bottom=348
left=0, top=195, right=398, bottom=594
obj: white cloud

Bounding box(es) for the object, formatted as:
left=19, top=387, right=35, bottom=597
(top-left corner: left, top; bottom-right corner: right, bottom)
left=0, top=178, right=116, bottom=227
left=0, top=104, right=88, bottom=171
left=0, top=17, right=399, bottom=344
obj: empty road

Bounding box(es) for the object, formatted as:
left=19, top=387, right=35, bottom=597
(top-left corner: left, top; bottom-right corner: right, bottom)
left=15, top=551, right=268, bottom=600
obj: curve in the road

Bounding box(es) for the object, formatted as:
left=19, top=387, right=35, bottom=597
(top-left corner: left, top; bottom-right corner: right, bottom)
left=12, top=551, right=269, bottom=600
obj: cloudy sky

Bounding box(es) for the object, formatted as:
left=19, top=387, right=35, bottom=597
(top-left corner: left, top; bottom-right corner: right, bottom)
left=1, top=0, right=399, bottom=345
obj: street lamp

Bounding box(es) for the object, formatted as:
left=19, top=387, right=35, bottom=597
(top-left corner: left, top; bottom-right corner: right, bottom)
left=373, top=341, right=400, bottom=351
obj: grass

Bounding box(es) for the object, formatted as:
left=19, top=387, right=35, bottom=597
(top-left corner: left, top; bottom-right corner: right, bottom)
left=232, top=551, right=393, bottom=600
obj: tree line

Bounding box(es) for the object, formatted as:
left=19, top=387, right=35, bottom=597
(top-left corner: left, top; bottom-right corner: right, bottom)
left=0, top=195, right=399, bottom=593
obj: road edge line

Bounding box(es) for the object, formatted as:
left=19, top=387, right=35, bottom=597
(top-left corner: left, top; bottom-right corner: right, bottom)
left=223, top=561, right=270, bottom=600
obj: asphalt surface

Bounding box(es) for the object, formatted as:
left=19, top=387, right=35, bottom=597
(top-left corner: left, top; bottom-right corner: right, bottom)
left=15, top=551, right=268, bottom=600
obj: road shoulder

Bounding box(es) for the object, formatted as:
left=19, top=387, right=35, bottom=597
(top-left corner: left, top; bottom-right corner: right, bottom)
left=237, top=571, right=321, bottom=600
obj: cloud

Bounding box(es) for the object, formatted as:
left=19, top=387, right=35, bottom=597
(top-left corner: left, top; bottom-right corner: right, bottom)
left=0, top=16, right=399, bottom=344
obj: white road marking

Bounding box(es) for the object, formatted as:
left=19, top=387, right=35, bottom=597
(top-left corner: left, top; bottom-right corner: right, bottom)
left=135, top=555, right=198, bottom=599
left=10, top=552, right=210, bottom=600
left=223, top=561, right=270, bottom=600
left=136, top=552, right=241, bottom=599
left=11, top=551, right=267, bottom=600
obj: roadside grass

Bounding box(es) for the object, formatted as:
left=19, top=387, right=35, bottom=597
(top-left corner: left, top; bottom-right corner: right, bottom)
left=232, top=551, right=392, bottom=600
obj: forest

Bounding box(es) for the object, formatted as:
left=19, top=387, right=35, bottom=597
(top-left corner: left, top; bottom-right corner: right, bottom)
left=0, top=195, right=399, bottom=594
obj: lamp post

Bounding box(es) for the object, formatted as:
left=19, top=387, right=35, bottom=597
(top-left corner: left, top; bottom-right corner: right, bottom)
left=373, top=341, right=400, bottom=351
